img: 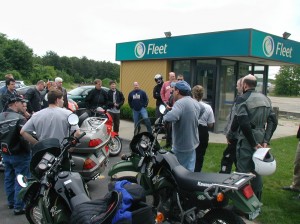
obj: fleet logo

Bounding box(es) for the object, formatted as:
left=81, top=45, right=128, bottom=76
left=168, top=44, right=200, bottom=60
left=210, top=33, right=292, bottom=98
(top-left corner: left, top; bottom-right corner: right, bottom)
left=262, top=36, right=274, bottom=57
left=134, top=42, right=168, bottom=58
left=134, top=42, right=146, bottom=58
left=262, top=36, right=293, bottom=58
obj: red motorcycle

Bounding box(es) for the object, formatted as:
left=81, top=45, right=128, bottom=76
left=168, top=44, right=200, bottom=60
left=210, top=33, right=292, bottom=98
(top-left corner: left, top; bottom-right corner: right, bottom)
left=96, top=107, right=122, bottom=156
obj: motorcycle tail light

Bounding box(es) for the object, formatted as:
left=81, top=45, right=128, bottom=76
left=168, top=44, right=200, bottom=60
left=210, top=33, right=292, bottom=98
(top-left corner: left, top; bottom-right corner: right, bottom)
left=88, top=138, right=102, bottom=147
left=242, top=184, right=254, bottom=199
left=155, top=212, right=164, bottom=223
left=216, top=192, right=224, bottom=202
left=83, top=158, right=97, bottom=170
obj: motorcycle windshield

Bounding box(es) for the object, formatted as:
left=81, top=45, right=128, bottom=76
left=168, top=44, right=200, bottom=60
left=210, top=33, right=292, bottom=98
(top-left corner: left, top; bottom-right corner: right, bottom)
left=130, top=117, right=160, bottom=156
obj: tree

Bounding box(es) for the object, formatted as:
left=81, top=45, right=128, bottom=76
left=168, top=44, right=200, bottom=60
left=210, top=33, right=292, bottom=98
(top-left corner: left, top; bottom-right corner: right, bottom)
left=274, top=66, right=300, bottom=96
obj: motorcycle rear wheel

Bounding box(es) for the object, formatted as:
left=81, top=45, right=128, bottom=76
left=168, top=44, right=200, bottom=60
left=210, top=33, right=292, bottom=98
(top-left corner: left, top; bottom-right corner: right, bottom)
left=109, top=136, right=122, bottom=156
left=26, top=201, right=43, bottom=224
left=202, top=208, right=246, bottom=224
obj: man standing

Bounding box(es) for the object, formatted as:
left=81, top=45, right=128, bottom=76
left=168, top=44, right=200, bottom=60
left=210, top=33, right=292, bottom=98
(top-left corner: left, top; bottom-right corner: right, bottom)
left=128, top=82, right=151, bottom=133
left=55, top=77, right=68, bottom=108
left=21, top=89, right=80, bottom=145
left=227, top=74, right=277, bottom=200
left=220, top=77, right=243, bottom=173
left=107, top=80, right=125, bottom=134
left=25, top=80, right=45, bottom=114
left=1, top=78, right=18, bottom=112
left=153, top=74, right=164, bottom=119
left=160, top=72, right=176, bottom=105
left=192, top=85, right=215, bottom=172
left=163, top=81, right=201, bottom=172
left=85, top=79, right=108, bottom=110
left=0, top=96, right=30, bottom=215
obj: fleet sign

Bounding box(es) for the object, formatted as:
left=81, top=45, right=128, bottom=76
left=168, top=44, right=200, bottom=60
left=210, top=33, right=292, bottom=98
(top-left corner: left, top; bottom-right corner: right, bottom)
left=251, top=30, right=299, bottom=64
left=116, top=29, right=300, bottom=65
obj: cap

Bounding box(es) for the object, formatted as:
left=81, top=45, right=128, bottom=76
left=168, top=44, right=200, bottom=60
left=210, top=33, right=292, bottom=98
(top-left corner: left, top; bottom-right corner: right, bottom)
left=175, top=81, right=191, bottom=92
left=7, top=96, right=23, bottom=104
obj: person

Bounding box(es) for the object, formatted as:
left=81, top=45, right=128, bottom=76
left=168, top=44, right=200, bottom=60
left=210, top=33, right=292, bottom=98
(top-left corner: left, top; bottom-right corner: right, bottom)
left=282, top=125, right=300, bottom=193
left=25, top=80, right=45, bottom=114
left=107, top=80, right=125, bottom=134
left=0, top=74, right=14, bottom=94
left=192, top=85, right=215, bottom=172
left=20, top=99, right=31, bottom=120
left=219, top=78, right=244, bottom=173
left=85, top=79, right=108, bottom=110
left=160, top=72, right=176, bottom=105
left=227, top=74, right=277, bottom=201
left=55, top=77, right=68, bottom=108
left=163, top=81, right=201, bottom=172
left=0, top=96, right=31, bottom=215
left=164, top=81, right=176, bottom=148
left=128, top=82, right=152, bottom=133
left=153, top=74, right=164, bottom=119
left=1, top=78, right=19, bottom=112
left=177, top=74, right=184, bottom=81
left=20, top=89, right=80, bottom=145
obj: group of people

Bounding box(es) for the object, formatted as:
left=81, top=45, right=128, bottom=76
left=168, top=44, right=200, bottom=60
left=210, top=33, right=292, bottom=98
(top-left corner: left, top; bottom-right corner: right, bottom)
left=0, top=75, right=126, bottom=215
left=151, top=72, right=278, bottom=202
left=0, top=71, right=282, bottom=215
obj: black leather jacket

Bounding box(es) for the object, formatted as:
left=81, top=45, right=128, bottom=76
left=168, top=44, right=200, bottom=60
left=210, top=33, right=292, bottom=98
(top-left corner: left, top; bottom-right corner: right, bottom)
left=0, top=109, right=29, bottom=155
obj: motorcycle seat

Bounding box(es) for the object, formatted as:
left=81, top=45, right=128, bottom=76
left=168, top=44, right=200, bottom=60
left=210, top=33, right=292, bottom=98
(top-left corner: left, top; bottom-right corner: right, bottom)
left=163, top=152, right=245, bottom=192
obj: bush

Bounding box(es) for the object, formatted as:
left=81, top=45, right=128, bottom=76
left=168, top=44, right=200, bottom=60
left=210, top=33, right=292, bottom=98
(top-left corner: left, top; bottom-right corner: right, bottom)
left=120, top=104, right=156, bottom=121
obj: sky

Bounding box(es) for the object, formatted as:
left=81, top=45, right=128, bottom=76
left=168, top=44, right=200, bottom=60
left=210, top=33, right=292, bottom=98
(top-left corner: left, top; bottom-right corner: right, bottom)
left=1, top=0, right=299, bottom=79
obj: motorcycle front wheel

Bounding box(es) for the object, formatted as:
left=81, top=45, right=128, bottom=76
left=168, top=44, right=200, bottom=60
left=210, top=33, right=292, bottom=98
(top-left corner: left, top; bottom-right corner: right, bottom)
left=26, top=200, right=43, bottom=224
left=202, top=208, right=245, bottom=224
left=109, top=136, right=122, bottom=156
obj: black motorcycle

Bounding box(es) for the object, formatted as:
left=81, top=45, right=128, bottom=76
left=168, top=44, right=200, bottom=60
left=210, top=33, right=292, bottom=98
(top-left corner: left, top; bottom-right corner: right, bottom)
left=17, top=114, right=120, bottom=224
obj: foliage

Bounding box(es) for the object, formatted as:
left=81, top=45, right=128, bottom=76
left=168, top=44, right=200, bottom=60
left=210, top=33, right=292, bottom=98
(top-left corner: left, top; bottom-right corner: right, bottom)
left=274, top=66, right=300, bottom=96
left=0, top=33, right=120, bottom=85
left=120, top=104, right=156, bottom=121
left=205, top=136, right=300, bottom=224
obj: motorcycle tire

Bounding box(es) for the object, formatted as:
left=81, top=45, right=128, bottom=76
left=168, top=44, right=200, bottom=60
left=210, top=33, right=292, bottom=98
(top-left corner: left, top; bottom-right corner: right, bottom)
left=25, top=200, right=43, bottom=224
left=202, top=208, right=246, bottom=224
left=109, top=136, right=122, bottom=156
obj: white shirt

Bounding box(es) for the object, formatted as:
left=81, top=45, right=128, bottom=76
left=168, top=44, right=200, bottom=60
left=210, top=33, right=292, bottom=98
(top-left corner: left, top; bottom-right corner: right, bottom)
left=198, top=101, right=215, bottom=126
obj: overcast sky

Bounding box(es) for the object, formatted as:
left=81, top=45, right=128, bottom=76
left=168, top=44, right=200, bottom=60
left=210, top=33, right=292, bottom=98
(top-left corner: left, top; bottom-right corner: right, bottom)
left=1, top=0, right=299, bottom=78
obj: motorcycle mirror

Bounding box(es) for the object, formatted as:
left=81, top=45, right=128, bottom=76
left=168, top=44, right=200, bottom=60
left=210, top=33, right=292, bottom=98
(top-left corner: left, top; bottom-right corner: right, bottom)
left=68, top=113, right=79, bottom=126
left=159, top=104, right=166, bottom=114
left=17, top=174, right=28, bottom=188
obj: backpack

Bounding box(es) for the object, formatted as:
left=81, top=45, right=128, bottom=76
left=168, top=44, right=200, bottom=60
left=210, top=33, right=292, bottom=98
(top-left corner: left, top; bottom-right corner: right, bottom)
left=70, top=180, right=154, bottom=224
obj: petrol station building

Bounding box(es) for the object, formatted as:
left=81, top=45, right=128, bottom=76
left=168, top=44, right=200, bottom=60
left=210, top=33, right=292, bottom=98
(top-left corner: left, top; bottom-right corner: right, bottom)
left=116, top=28, right=300, bottom=132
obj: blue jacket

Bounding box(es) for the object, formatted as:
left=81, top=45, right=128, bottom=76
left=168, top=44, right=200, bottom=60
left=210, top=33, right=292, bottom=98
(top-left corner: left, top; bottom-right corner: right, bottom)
left=128, top=89, right=148, bottom=111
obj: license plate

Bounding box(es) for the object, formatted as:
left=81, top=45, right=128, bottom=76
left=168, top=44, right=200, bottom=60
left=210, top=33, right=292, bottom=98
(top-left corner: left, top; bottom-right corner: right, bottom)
left=248, top=207, right=261, bottom=220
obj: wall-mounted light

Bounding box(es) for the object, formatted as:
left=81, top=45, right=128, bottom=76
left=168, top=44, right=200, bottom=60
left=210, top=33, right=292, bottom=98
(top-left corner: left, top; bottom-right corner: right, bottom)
left=282, top=32, right=291, bottom=39
left=164, top=31, right=172, bottom=38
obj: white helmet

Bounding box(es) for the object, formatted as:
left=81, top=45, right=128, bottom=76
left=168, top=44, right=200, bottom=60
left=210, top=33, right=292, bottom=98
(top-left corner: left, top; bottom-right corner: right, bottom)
left=154, top=74, right=163, bottom=84
left=252, top=148, right=276, bottom=176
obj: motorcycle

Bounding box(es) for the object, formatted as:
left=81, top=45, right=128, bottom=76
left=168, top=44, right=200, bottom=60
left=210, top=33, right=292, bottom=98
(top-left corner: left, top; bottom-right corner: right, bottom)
left=17, top=113, right=120, bottom=224
left=69, top=110, right=110, bottom=182
left=79, top=107, right=122, bottom=157
left=108, top=105, right=262, bottom=224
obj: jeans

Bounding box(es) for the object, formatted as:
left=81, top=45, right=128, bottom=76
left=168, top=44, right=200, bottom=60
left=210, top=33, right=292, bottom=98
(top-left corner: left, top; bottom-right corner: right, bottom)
left=108, top=111, right=120, bottom=133
left=195, top=125, right=209, bottom=172
left=132, top=108, right=152, bottom=133
left=172, top=150, right=196, bottom=172
left=2, top=153, right=31, bottom=209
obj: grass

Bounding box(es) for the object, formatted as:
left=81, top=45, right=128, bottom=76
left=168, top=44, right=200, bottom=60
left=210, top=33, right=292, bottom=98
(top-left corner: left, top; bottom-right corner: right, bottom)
left=202, top=136, right=300, bottom=224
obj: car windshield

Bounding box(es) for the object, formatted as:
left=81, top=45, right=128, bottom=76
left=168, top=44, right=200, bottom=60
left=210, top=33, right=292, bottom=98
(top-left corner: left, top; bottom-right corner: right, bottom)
left=68, top=87, right=85, bottom=95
